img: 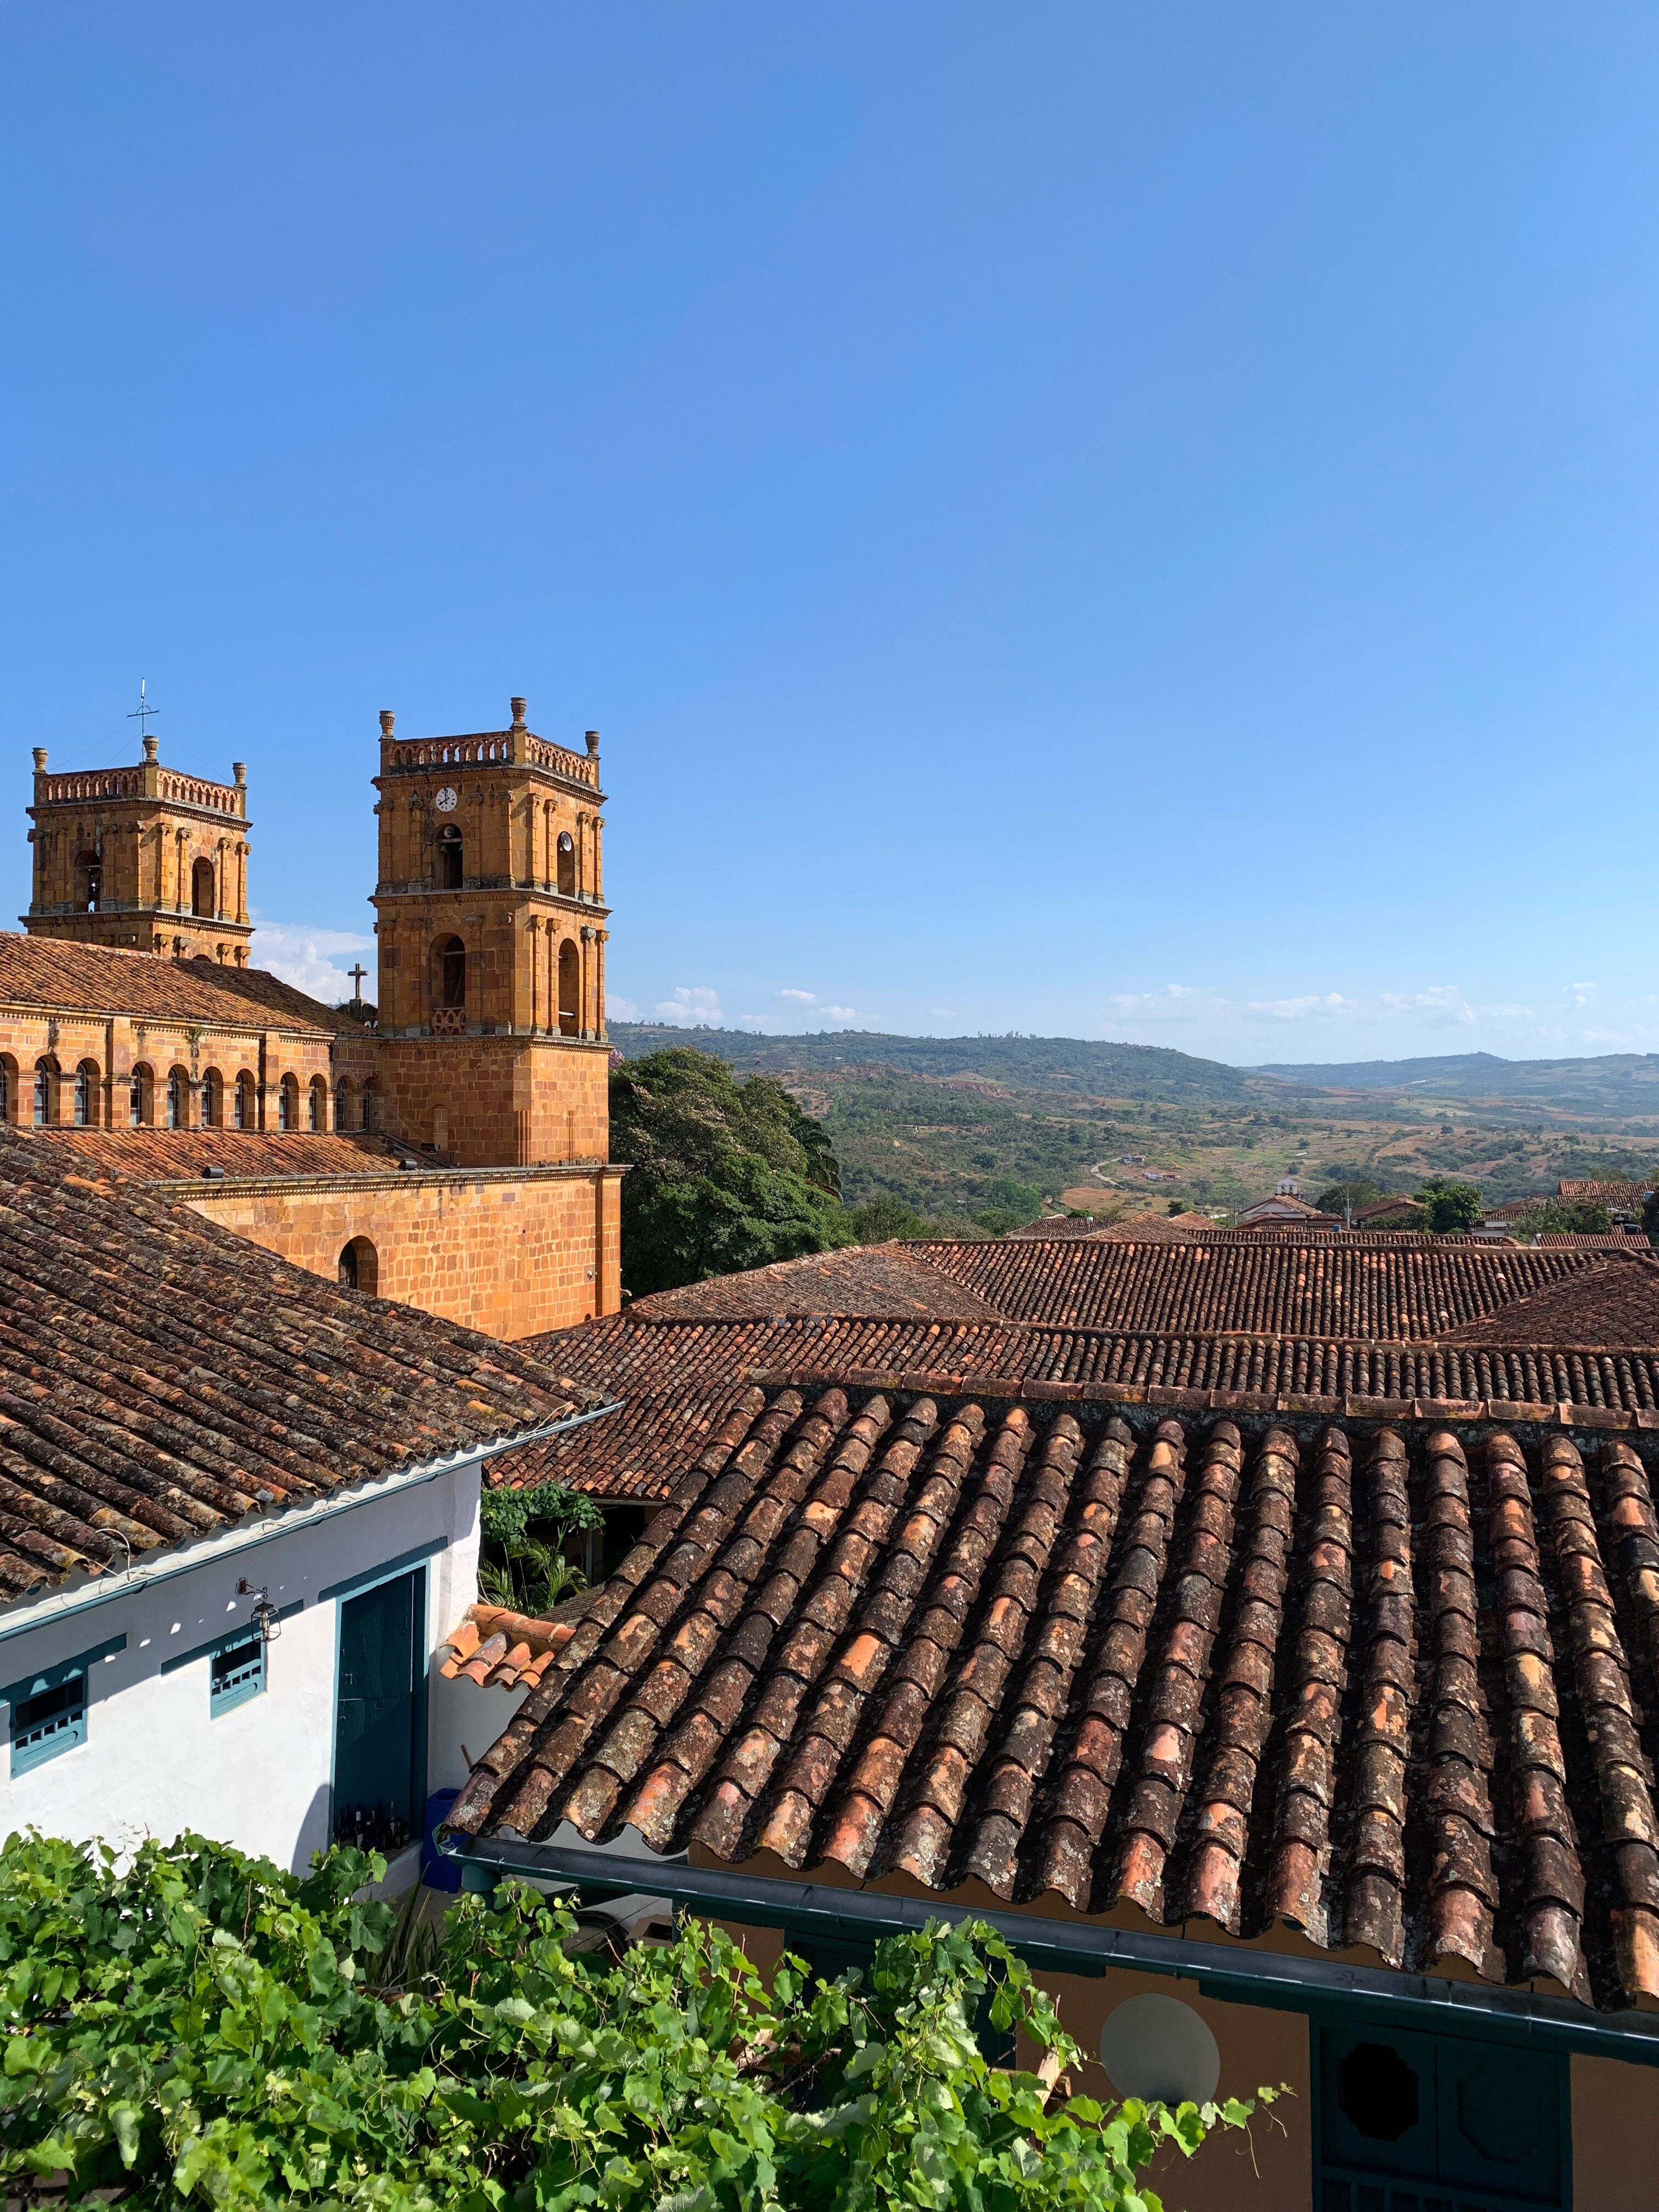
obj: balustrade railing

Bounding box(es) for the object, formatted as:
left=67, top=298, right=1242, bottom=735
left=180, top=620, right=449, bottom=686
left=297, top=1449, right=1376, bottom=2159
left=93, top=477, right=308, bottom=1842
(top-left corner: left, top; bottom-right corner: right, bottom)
left=429, top=1006, right=467, bottom=1036
left=383, top=732, right=598, bottom=786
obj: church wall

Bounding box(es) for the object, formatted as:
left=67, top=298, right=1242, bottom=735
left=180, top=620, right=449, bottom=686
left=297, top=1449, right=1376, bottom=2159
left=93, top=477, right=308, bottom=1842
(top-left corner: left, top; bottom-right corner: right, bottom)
left=374, top=1034, right=610, bottom=1167
left=182, top=1162, right=623, bottom=1339
left=0, top=1006, right=334, bottom=1130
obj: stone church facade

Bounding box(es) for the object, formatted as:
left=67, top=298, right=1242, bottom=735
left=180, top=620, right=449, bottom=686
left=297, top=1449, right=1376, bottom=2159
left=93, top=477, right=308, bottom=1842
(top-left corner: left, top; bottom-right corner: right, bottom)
left=3, top=699, right=622, bottom=1339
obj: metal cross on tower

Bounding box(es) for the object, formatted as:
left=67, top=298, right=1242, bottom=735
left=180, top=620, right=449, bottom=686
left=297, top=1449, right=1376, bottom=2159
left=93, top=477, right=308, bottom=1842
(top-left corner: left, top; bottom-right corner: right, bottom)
left=127, top=679, right=159, bottom=741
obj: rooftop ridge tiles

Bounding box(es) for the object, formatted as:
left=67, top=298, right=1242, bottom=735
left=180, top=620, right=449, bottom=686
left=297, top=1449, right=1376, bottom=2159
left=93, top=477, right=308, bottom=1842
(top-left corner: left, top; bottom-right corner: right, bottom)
left=887, top=1412, right=1088, bottom=1894
left=576, top=1392, right=904, bottom=1849
left=1537, top=1436, right=1659, bottom=2010
left=958, top=1420, right=1135, bottom=1900
left=1181, top=1423, right=1304, bottom=1937
left=1031, top=1422, right=1193, bottom=1909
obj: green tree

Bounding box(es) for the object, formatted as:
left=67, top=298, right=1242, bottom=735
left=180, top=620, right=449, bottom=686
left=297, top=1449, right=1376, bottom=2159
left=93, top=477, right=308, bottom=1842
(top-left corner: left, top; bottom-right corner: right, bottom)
left=848, top=1194, right=935, bottom=1241
left=611, top=1047, right=853, bottom=1297
left=1415, top=1176, right=1484, bottom=1234
left=1510, top=1197, right=1614, bottom=1239
left=1314, top=1179, right=1388, bottom=1218
left=0, top=1830, right=1276, bottom=2211
left=478, top=1480, right=602, bottom=1616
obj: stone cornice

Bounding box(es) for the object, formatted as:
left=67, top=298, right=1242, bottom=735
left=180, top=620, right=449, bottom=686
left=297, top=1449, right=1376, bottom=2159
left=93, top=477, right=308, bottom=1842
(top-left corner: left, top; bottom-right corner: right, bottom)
left=162, top=1159, right=627, bottom=1199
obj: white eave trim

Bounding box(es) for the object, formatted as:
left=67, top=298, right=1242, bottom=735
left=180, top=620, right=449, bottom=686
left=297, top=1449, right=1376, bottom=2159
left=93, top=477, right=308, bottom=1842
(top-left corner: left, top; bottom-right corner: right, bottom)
left=0, top=1398, right=623, bottom=1649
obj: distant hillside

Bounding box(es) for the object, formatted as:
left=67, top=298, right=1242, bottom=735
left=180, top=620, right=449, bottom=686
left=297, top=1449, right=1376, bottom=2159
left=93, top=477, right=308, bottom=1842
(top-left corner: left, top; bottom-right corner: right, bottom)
left=1257, top=1050, right=1659, bottom=1116
left=608, top=1024, right=1276, bottom=1105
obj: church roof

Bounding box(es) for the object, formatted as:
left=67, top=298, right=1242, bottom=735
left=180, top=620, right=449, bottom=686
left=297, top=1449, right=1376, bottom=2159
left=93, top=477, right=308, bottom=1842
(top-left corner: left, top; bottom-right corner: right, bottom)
left=0, top=933, right=352, bottom=1035
left=15, top=1128, right=403, bottom=1181
left=626, top=1243, right=1005, bottom=1324
left=450, top=1384, right=1659, bottom=2013
left=0, top=1134, right=602, bottom=1607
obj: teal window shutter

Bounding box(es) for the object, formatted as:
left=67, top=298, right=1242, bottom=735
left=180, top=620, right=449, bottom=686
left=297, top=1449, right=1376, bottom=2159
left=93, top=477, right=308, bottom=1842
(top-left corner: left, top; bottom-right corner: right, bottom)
left=3, top=1635, right=126, bottom=1777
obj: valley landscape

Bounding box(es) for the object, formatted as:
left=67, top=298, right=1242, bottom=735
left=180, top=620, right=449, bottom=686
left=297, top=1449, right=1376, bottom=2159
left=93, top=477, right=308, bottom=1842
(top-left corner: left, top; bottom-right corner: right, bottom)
left=611, top=1024, right=1659, bottom=1225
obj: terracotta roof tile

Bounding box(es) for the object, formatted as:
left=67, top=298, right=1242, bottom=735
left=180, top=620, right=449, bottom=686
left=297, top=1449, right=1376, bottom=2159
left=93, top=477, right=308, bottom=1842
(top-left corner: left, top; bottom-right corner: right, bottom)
left=0, top=933, right=353, bottom=1034
left=0, top=1133, right=595, bottom=1604
left=16, top=1129, right=402, bottom=1181
left=454, top=1381, right=1659, bottom=2012
left=627, top=1244, right=1006, bottom=1322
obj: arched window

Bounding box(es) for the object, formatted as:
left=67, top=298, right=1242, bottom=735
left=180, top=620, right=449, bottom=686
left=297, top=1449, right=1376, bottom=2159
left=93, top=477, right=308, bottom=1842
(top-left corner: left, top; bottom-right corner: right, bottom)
left=0, top=1057, right=14, bottom=1126
left=337, top=1237, right=379, bottom=1294
left=74, top=1063, right=96, bottom=1127
left=166, top=1068, right=188, bottom=1130
left=202, top=1069, right=224, bottom=1128
left=278, top=1074, right=299, bottom=1132
left=309, top=1075, right=328, bottom=1131
left=556, top=830, right=576, bottom=897
left=438, top=935, right=466, bottom=1008
left=32, top=1057, right=56, bottom=1127
left=191, top=857, right=216, bottom=918
left=234, top=1071, right=256, bottom=1130
left=558, top=939, right=580, bottom=1036
left=362, top=1077, right=381, bottom=1132
left=129, top=1064, right=153, bottom=1128
left=437, top=825, right=463, bottom=889
left=77, top=852, right=102, bottom=911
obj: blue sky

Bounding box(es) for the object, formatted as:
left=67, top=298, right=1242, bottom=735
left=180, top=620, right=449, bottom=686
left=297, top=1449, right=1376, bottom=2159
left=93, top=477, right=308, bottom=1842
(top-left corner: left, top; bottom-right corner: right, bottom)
left=4, top=5, right=1659, bottom=1063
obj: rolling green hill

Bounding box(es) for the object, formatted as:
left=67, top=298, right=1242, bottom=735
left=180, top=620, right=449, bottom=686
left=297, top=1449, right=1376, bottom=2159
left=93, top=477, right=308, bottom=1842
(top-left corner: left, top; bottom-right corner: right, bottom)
left=1256, top=1050, right=1659, bottom=1118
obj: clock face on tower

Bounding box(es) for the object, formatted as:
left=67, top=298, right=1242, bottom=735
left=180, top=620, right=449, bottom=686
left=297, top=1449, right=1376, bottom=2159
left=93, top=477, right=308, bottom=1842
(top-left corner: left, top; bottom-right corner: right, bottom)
left=434, top=787, right=458, bottom=814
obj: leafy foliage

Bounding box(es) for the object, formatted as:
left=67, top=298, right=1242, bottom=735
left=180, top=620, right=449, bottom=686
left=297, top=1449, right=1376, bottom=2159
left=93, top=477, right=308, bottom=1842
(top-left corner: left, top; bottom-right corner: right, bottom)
left=478, top=1482, right=602, bottom=1616
left=611, top=1047, right=854, bottom=1297
left=0, top=1830, right=1272, bottom=2211
left=1506, top=1196, right=1614, bottom=1238
left=1414, top=1176, right=1484, bottom=1233
left=1312, top=1179, right=1389, bottom=1217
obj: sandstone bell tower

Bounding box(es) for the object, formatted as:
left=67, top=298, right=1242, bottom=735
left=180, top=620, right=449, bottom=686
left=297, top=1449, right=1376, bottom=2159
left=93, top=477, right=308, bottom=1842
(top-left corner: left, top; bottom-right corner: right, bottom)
left=24, top=732, right=253, bottom=963
left=370, top=698, right=611, bottom=1167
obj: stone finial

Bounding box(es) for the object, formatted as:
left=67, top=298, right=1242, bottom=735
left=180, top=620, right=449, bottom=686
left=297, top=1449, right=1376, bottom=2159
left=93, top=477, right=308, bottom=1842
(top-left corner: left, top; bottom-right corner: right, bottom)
left=379, top=709, right=396, bottom=737
left=511, top=697, right=527, bottom=731
left=232, top=761, right=247, bottom=788
left=31, top=748, right=47, bottom=772
left=585, top=729, right=600, bottom=757
left=142, top=732, right=160, bottom=763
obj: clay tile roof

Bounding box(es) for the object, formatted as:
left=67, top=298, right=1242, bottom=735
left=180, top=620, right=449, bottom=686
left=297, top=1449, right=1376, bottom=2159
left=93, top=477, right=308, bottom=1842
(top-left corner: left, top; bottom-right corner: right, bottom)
left=627, top=1243, right=1006, bottom=1323
left=911, top=1233, right=1627, bottom=1338
left=0, top=1132, right=600, bottom=1605
left=15, top=1129, right=403, bottom=1182
left=1438, top=1259, right=1659, bottom=1347
left=1006, top=1215, right=1118, bottom=1240
left=450, top=1385, right=1659, bottom=2012
left=439, top=1602, right=582, bottom=1690
left=0, top=933, right=348, bottom=1034
left=1090, top=1210, right=1209, bottom=1242
left=1559, top=1180, right=1654, bottom=1208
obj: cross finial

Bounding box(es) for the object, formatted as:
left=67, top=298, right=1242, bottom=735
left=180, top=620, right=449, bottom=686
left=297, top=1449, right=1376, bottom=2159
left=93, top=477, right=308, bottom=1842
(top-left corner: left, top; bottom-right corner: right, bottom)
left=128, top=678, right=160, bottom=752
left=347, top=962, right=368, bottom=1006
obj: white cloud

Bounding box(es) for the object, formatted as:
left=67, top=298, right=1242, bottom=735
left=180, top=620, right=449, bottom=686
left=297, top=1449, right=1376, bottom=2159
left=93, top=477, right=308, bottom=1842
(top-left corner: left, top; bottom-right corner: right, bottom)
left=655, top=985, right=724, bottom=1026
left=607, top=995, right=640, bottom=1022
left=253, top=922, right=374, bottom=1003
left=729, top=988, right=862, bottom=1034
left=779, top=988, right=816, bottom=1003
left=1094, top=975, right=1659, bottom=1060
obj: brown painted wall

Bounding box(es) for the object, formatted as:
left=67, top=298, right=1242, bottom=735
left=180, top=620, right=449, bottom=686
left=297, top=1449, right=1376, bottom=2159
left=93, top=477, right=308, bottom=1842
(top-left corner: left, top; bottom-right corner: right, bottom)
left=1571, top=2050, right=1659, bottom=2209
left=184, top=1164, right=623, bottom=1339
left=1028, top=1967, right=1310, bottom=2212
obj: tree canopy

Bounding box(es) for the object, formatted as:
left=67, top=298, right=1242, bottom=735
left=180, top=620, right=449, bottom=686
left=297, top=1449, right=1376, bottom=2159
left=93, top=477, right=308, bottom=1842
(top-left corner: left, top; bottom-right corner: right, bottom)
left=1414, top=1177, right=1485, bottom=1234
left=610, top=1047, right=853, bottom=1297
left=0, top=1829, right=1271, bottom=2211
left=1507, top=1197, right=1614, bottom=1238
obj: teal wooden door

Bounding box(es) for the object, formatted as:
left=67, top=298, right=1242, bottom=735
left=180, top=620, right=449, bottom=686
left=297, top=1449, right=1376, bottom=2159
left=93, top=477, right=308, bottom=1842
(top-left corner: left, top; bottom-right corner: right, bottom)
left=1317, top=2021, right=1568, bottom=2211
left=333, top=1567, right=426, bottom=1851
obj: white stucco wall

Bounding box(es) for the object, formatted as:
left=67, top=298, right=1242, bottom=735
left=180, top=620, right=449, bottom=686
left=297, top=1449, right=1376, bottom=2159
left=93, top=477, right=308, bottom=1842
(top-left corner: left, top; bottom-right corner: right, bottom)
left=0, top=1460, right=485, bottom=1874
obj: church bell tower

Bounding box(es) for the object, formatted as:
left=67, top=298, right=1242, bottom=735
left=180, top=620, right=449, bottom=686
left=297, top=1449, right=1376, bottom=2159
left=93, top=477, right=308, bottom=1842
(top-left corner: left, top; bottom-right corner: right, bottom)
left=370, top=698, right=611, bottom=1167
left=24, top=731, right=253, bottom=963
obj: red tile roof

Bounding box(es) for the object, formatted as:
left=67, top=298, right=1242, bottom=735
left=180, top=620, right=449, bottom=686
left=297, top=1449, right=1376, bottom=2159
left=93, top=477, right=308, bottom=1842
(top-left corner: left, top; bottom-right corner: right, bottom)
left=439, top=1602, right=580, bottom=1691
left=627, top=1244, right=1005, bottom=1323
left=1559, top=1180, right=1654, bottom=1209
left=0, top=933, right=351, bottom=1034
left=450, top=1386, right=1659, bottom=2011
left=16, top=1129, right=401, bottom=1181
left=0, top=1133, right=599, bottom=1602
left=913, top=1234, right=1625, bottom=1338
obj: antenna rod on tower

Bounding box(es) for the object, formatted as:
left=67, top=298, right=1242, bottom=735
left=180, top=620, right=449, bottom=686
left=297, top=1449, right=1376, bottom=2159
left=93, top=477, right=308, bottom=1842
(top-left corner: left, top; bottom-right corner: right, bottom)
left=127, top=679, right=160, bottom=746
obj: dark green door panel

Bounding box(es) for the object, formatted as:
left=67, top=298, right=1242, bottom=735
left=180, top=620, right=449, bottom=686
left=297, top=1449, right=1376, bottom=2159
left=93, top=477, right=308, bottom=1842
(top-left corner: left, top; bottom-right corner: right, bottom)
left=333, top=1567, right=426, bottom=1848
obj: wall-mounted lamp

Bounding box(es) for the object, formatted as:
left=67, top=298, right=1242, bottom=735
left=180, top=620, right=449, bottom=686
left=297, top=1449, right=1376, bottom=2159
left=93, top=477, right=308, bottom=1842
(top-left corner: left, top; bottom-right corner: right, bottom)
left=236, top=1578, right=281, bottom=1643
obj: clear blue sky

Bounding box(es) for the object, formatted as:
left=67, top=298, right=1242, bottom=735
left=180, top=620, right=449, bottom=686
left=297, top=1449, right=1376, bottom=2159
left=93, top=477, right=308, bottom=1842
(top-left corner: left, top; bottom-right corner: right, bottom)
left=4, top=5, right=1658, bottom=1063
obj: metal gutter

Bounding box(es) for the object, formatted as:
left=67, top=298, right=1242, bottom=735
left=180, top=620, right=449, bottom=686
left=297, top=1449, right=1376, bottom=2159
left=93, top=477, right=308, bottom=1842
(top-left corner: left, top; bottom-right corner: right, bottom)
left=0, top=1400, right=624, bottom=1649
left=443, top=1832, right=1659, bottom=2065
